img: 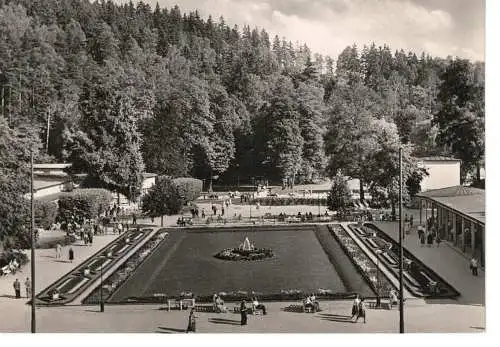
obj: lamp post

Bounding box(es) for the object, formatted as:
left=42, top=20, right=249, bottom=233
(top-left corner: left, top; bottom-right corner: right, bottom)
left=100, top=260, right=104, bottom=312
left=375, top=249, right=382, bottom=308
left=30, top=149, right=36, bottom=333
left=398, top=147, right=405, bottom=333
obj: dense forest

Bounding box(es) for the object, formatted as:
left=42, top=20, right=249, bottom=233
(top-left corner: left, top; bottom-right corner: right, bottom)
left=0, top=0, right=485, bottom=238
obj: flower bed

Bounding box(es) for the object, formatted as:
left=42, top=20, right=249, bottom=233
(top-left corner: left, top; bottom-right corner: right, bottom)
left=213, top=248, right=274, bottom=261
left=82, top=230, right=169, bottom=304
left=328, top=225, right=394, bottom=296
left=362, top=223, right=460, bottom=298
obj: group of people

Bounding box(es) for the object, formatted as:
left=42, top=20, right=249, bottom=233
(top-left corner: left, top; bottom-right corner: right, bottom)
left=12, top=278, right=31, bottom=299
left=213, top=294, right=227, bottom=313
left=417, top=225, right=441, bottom=247
left=350, top=295, right=367, bottom=323
left=303, top=294, right=320, bottom=312
left=54, top=243, right=74, bottom=262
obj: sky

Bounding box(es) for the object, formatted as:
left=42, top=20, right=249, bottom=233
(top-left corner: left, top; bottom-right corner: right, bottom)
left=113, top=0, right=485, bottom=62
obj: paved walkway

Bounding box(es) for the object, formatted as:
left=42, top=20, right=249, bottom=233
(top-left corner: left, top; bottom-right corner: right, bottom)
left=0, top=299, right=484, bottom=333
left=372, top=222, right=485, bottom=306
left=0, top=214, right=180, bottom=332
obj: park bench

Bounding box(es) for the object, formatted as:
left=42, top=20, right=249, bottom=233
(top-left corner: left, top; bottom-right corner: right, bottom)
left=367, top=299, right=391, bottom=310
left=381, top=252, right=397, bottom=266
left=167, top=298, right=196, bottom=311
left=354, top=227, right=366, bottom=236
left=367, top=238, right=379, bottom=249
left=403, top=271, right=421, bottom=287
left=233, top=306, right=264, bottom=315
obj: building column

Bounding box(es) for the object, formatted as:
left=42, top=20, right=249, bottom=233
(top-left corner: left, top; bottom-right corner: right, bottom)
left=451, top=213, right=456, bottom=244
left=471, top=222, right=476, bottom=256
left=460, top=217, right=465, bottom=252
left=481, top=227, right=485, bottom=267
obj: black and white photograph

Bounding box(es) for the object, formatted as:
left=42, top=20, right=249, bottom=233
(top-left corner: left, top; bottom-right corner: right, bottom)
left=0, top=0, right=488, bottom=336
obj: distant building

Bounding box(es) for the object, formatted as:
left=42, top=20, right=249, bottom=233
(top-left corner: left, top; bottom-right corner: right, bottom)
left=417, top=157, right=461, bottom=192
left=30, top=163, right=73, bottom=201
left=416, top=185, right=485, bottom=266
left=29, top=163, right=157, bottom=205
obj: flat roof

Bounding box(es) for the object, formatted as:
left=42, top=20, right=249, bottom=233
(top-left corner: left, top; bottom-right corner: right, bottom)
left=416, top=186, right=485, bottom=225
left=418, top=156, right=460, bottom=162
left=34, top=179, right=67, bottom=191
left=33, top=163, right=72, bottom=169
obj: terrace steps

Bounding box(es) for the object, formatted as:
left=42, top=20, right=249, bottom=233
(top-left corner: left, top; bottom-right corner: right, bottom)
left=339, top=222, right=413, bottom=299
left=71, top=228, right=160, bottom=304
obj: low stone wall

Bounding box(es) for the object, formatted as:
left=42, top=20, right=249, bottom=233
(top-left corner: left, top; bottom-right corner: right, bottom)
left=314, top=225, right=375, bottom=298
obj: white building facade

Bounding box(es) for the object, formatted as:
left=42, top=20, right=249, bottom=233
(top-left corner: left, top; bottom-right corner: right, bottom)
left=418, top=157, right=461, bottom=192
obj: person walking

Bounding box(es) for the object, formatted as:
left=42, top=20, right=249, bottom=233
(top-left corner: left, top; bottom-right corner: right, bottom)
left=435, top=233, right=441, bottom=247
left=221, top=206, right=225, bottom=216
left=186, top=308, right=196, bottom=333
left=202, top=209, right=206, bottom=219
left=68, top=247, right=74, bottom=263
left=132, top=214, right=137, bottom=225
left=240, top=300, right=248, bottom=325
left=13, top=279, right=21, bottom=299
left=470, top=256, right=479, bottom=276
left=350, top=294, right=360, bottom=320
left=88, top=231, right=93, bottom=246
left=24, top=277, right=31, bottom=298
left=355, top=298, right=367, bottom=323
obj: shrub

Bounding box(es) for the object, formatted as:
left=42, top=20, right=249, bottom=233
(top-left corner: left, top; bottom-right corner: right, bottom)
left=35, top=201, right=58, bottom=229
left=142, top=177, right=182, bottom=226
left=36, top=234, right=77, bottom=249
left=173, top=177, right=203, bottom=204
left=58, top=189, right=114, bottom=224
left=0, top=249, right=29, bottom=268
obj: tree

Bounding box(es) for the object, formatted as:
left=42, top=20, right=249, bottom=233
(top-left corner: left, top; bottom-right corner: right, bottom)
left=327, top=175, right=352, bottom=212
left=434, top=59, right=485, bottom=182
left=141, top=176, right=182, bottom=226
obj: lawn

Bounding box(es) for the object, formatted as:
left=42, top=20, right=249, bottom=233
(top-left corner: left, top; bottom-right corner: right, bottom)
left=109, top=226, right=349, bottom=302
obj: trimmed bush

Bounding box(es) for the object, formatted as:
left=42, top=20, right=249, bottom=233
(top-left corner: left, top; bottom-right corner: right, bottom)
left=173, top=177, right=202, bottom=204
left=35, top=201, right=58, bottom=229
left=252, top=197, right=327, bottom=206
left=36, top=234, right=77, bottom=249
left=59, top=189, right=114, bottom=224
left=0, top=249, right=29, bottom=268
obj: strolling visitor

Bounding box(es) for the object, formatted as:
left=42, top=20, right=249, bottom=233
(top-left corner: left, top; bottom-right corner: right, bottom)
left=202, top=209, right=206, bottom=218
left=427, top=232, right=434, bottom=247
left=118, top=223, right=123, bottom=235
left=221, top=206, right=225, bottom=216
left=55, top=243, right=61, bottom=259
left=13, top=278, right=21, bottom=299
left=186, top=308, right=196, bottom=333
left=355, top=298, right=367, bottom=323
left=252, top=297, right=267, bottom=315
left=389, top=289, right=398, bottom=309
left=470, top=256, right=479, bottom=276
left=420, top=232, right=425, bottom=246
left=350, top=294, right=360, bottom=319
left=68, top=247, right=74, bottom=263
left=132, top=214, right=137, bottom=224
left=240, top=300, right=248, bottom=325
left=435, top=233, right=441, bottom=247
left=24, top=277, right=31, bottom=298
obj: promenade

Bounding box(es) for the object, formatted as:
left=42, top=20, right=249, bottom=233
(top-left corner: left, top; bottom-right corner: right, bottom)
left=372, top=221, right=485, bottom=306
left=0, top=208, right=485, bottom=333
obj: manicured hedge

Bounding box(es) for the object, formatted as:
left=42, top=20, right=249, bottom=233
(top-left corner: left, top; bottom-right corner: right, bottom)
left=252, top=197, right=327, bottom=206
left=36, top=234, right=77, bottom=249
left=173, top=177, right=203, bottom=204
left=0, top=249, right=29, bottom=268
left=58, top=189, right=114, bottom=223
left=35, top=201, right=58, bottom=229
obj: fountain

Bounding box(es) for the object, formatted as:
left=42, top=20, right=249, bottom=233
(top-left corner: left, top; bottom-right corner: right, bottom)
left=214, top=236, right=273, bottom=261
left=239, top=237, right=254, bottom=251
